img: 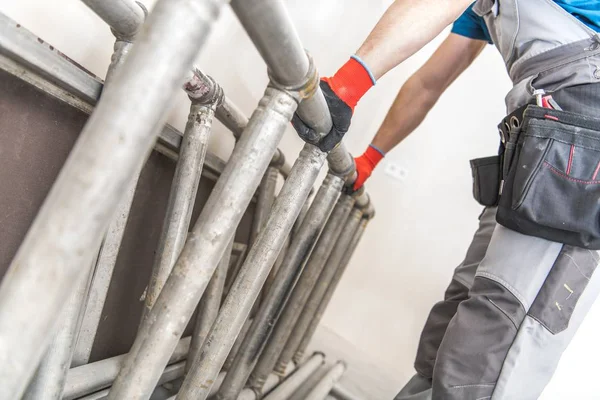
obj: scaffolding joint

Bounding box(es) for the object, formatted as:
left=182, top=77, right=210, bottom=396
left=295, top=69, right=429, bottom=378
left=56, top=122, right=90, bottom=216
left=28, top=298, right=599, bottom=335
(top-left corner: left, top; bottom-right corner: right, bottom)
left=268, top=50, right=318, bottom=108
left=110, top=1, right=148, bottom=42
left=185, top=69, right=224, bottom=108
left=270, top=149, right=286, bottom=169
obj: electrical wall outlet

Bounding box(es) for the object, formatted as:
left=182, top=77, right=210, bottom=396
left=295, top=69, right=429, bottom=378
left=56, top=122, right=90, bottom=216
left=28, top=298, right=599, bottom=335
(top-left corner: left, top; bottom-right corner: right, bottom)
left=383, top=161, right=408, bottom=182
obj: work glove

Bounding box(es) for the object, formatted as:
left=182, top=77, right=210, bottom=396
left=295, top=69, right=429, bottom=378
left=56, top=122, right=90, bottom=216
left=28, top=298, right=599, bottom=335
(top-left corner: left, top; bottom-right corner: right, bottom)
left=292, top=55, right=376, bottom=152
left=353, top=144, right=385, bottom=191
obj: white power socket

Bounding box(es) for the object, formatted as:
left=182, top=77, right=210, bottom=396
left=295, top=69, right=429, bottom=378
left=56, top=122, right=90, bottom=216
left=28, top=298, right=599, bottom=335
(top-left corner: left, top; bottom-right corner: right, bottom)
left=383, top=161, right=408, bottom=182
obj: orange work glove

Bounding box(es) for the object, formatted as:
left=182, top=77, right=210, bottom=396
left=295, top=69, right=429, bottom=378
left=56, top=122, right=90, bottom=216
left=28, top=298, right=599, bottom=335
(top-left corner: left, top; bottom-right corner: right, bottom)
left=292, top=55, right=376, bottom=152
left=353, top=144, right=385, bottom=191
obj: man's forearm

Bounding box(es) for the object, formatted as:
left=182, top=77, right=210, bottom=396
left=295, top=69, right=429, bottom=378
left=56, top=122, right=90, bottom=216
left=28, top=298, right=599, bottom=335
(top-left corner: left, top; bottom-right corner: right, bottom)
left=356, top=0, right=472, bottom=79
left=371, top=75, right=438, bottom=153
left=371, top=34, right=486, bottom=154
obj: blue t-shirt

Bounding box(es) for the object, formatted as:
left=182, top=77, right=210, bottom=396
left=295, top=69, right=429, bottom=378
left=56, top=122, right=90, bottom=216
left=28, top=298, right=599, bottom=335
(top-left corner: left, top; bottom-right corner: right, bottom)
left=452, top=1, right=600, bottom=43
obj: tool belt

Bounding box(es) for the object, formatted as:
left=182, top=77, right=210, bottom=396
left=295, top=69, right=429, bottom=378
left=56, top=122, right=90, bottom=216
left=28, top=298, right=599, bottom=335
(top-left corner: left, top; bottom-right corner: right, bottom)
left=470, top=104, right=600, bottom=249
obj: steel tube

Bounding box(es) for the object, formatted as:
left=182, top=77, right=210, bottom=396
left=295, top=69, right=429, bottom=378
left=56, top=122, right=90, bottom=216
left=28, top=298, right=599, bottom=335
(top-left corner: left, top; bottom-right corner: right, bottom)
left=186, top=238, right=234, bottom=371
left=166, top=372, right=225, bottom=400
left=72, top=33, right=141, bottom=369
left=251, top=166, right=279, bottom=247
left=276, top=208, right=364, bottom=372
left=255, top=166, right=282, bottom=303
left=108, top=86, right=299, bottom=400
left=305, top=361, right=347, bottom=400
left=215, top=97, right=249, bottom=139
left=73, top=180, right=139, bottom=367
left=64, top=337, right=190, bottom=400
left=222, top=317, right=253, bottom=371
left=176, top=144, right=327, bottom=400
left=167, top=366, right=290, bottom=400
left=105, top=40, right=134, bottom=83
left=216, top=173, right=343, bottom=400
left=293, top=217, right=370, bottom=363
left=249, top=193, right=354, bottom=390
left=80, top=0, right=146, bottom=39
left=0, top=13, right=233, bottom=171
left=78, top=361, right=186, bottom=400
left=264, top=353, right=325, bottom=400
left=0, top=1, right=223, bottom=396
left=22, top=259, right=96, bottom=400
left=187, top=69, right=293, bottom=175
left=142, top=100, right=218, bottom=321
left=292, top=193, right=312, bottom=238
left=227, top=362, right=296, bottom=400
left=230, top=0, right=365, bottom=187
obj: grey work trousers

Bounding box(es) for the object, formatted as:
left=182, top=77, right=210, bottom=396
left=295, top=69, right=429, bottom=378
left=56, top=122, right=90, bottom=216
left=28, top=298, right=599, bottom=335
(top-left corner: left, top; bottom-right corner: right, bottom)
left=395, top=207, right=600, bottom=400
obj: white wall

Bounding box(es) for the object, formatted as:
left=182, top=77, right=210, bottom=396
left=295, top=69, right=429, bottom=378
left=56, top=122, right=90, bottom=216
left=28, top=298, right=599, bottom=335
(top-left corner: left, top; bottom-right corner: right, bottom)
left=2, top=0, right=599, bottom=398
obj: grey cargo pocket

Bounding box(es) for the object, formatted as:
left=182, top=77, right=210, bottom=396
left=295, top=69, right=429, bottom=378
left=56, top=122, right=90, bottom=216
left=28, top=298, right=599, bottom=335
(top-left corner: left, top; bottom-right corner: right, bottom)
left=497, top=106, right=600, bottom=249
left=528, top=246, right=598, bottom=334
left=470, top=156, right=501, bottom=206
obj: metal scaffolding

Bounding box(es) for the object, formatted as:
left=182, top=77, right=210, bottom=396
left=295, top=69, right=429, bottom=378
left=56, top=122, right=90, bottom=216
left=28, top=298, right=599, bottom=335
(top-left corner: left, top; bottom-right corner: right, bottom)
left=0, top=0, right=375, bottom=398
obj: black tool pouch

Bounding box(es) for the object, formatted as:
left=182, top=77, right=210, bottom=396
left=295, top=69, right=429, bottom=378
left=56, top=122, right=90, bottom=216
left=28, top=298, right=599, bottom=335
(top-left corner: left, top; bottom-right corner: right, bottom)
left=497, top=105, right=600, bottom=249
left=470, top=156, right=501, bottom=206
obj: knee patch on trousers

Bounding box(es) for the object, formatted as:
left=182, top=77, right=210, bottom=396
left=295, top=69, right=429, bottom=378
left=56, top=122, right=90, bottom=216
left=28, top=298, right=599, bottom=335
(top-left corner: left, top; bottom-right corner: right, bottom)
left=432, top=276, right=526, bottom=400
left=528, top=246, right=599, bottom=334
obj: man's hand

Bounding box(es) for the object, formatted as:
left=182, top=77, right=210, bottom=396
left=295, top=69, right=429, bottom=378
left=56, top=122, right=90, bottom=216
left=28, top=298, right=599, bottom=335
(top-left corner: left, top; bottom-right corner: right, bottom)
left=292, top=56, right=376, bottom=152
left=353, top=144, right=385, bottom=191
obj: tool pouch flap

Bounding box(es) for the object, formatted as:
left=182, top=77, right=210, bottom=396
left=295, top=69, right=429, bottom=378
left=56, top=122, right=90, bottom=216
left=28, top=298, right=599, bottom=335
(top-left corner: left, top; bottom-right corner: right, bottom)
left=470, top=155, right=501, bottom=206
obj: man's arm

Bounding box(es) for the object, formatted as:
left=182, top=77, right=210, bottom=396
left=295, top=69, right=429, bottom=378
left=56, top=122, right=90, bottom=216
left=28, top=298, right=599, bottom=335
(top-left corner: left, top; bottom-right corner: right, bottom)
left=291, top=0, right=475, bottom=158
left=372, top=33, right=486, bottom=153
left=356, top=0, right=475, bottom=79
left=353, top=34, right=486, bottom=189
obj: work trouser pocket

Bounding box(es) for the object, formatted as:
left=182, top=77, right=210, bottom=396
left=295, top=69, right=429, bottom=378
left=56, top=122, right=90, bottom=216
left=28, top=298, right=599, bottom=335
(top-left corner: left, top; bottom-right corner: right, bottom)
left=497, top=106, right=600, bottom=249
left=470, top=156, right=501, bottom=206
left=529, top=246, right=598, bottom=334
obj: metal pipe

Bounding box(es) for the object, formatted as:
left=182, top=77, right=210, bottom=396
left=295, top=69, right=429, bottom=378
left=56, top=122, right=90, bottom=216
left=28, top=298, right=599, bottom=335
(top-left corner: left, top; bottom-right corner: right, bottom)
left=186, top=69, right=292, bottom=175
left=288, top=364, right=329, bottom=400
left=276, top=208, right=364, bottom=373
left=73, top=180, right=139, bottom=367
left=78, top=361, right=186, bottom=400
left=293, top=217, right=370, bottom=363
left=186, top=238, right=233, bottom=371
left=222, top=317, right=253, bottom=371
left=64, top=337, right=190, bottom=400
left=0, top=1, right=223, bottom=396
left=264, top=353, right=325, bottom=400
left=72, top=27, right=143, bottom=369
left=80, top=0, right=146, bottom=40
left=248, top=193, right=354, bottom=390
left=216, top=173, right=343, bottom=399
left=22, top=11, right=142, bottom=390
left=0, top=12, right=227, bottom=167
left=251, top=166, right=279, bottom=247
left=255, top=166, right=283, bottom=304
left=108, top=85, right=300, bottom=400
left=292, top=192, right=312, bottom=238
left=166, top=372, right=226, bottom=400
left=305, top=361, right=347, bottom=400
left=225, top=362, right=296, bottom=400
left=176, top=144, right=327, bottom=400
left=167, top=366, right=292, bottom=400
left=22, top=257, right=96, bottom=400
left=230, top=0, right=367, bottom=191
left=142, top=95, right=221, bottom=322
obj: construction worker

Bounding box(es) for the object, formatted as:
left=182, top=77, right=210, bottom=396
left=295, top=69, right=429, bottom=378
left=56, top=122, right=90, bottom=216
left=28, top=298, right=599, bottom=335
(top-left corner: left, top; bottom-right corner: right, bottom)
left=292, top=1, right=600, bottom=399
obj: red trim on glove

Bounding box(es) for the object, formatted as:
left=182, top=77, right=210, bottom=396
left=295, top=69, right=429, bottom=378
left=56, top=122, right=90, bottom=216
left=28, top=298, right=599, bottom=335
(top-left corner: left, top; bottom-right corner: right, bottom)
left=353, top=145, right=384, bottom=191
left=322, top=57, right=374, bottom=112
